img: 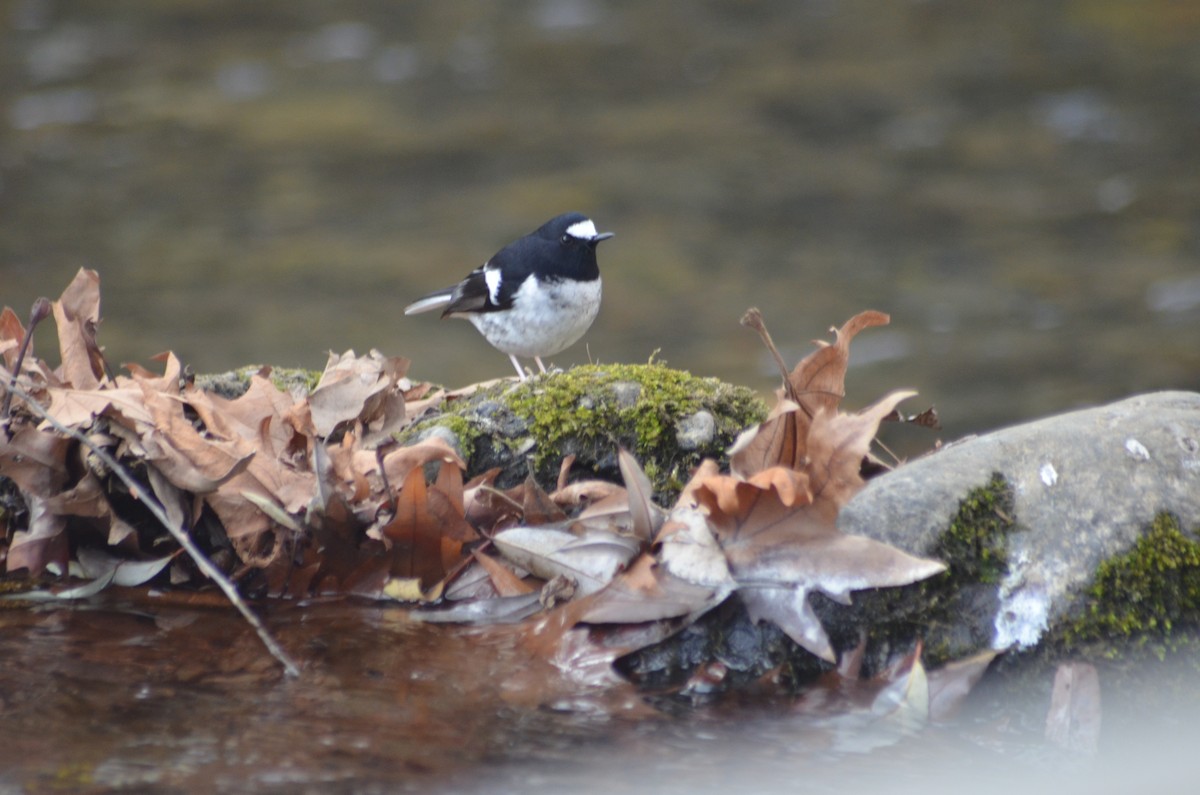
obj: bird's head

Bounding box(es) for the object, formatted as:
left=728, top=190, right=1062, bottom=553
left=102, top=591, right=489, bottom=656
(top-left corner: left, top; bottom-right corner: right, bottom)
left=539, top=212, right=615, bottom=250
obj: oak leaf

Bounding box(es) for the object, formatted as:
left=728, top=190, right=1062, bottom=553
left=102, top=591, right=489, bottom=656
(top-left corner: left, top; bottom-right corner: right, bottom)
left=51, top=268, right=107, bottom=390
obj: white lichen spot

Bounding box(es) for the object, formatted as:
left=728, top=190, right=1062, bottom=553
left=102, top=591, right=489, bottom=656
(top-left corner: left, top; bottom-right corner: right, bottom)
left=1039, top=462, right=1058, bottom=487
left=992, top=549, right=1050, bottom=650
left=1124, top=437, right=1151, bottom=462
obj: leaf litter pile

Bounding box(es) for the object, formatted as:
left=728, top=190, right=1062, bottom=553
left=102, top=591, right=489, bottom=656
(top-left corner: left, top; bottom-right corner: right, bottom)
left=0, top=268, right=1012, bottom=736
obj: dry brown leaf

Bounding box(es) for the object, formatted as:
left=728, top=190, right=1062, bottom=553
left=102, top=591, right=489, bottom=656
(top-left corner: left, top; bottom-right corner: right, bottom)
left=206, top=450, right=315, bottom=542
left=556, top=454, right=577, bottom=492
left=184, top=373, right=297, bottom=459
left=42, top=470, right=109, bottom=520
left=570, top=489, right=637, bottom=536
left=121, top=351, right=183, bottom=395
left=0, top=306, right=26, bottom=370
left=379, top=465, right=476, bottom=593
left=52, top=268, right=107, bottom=390
left=399, top=388, right=444, bottom=426
left=728, top=400, right=807, bottom=479
left=434, top=458, right=464, bottom=509
left=471, top=549, right=536, bottom=596
left=655, top=505, right=734, bottom=589
left=804, top=390, right=916, bottom=509
left=381, top=466, right=444, bottom=587
left=359, top=389, right=408, bottom=449
left=574, top=554, right=727, bottom=625
left=137, top=385, right=256, bottom=493
left=695, top=471, right=945, bottom=662
left=6, top=495, right=69, bottom=576
left=551, top=479, right=623, bottom=510
left=0, top=425, right=70, bottom=497
left=520, top=473, right=568, bottom=526
left=787, top=310, right=890, bottom=416
left=463, top=468, right=522, bottom=532
left=308, top=349, right=410, bottom=438
left=674, top=458, right=721, bottom=514
left=618, top=447, right=660, bottom=542
left=378, top=437, right=465, bottom=491
left=44, top=385, right=154, bottom=430
left=493, top=525, right=640, bottom=596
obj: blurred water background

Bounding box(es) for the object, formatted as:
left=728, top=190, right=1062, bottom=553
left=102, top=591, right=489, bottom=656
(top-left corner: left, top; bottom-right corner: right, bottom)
left=2, top=0, right=1198, bottom=443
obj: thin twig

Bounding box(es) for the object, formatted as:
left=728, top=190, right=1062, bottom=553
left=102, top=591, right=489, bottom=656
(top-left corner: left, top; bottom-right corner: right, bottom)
left=740, top=307, right=798, bottom=403
left=1, top=297, right=51, bottom=423
left=1, top=378, right=302, bottom=678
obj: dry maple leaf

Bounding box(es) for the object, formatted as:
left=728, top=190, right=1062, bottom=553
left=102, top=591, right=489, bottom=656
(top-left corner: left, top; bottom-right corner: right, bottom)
left=728, top=399, right=807, bottom=478
left=787, top=310, right=890, bottom=416
left=574, top=554, right=728, bottom=625
left=803, top=390, right=917, bottom=509
left=694, top=471, right=945, bottom=662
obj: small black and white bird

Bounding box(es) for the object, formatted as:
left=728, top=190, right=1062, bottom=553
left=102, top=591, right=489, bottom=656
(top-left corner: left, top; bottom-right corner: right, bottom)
left=404, top=212, right=614, bottom=380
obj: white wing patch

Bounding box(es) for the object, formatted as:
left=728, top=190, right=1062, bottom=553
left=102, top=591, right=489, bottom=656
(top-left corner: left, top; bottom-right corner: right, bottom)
left=484, top=266, right=503, bottom=303
left=565, top=218, right=598, bottom=240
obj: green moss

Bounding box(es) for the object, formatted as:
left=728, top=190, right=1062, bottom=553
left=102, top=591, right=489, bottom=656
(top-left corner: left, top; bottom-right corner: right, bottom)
left=503, top=361, right=766, bottom=496
left=934, top=472, right=1016, bottom=585
left=844, top=473, right=1017, bottom=669
left=270, top=366, right=323, bottom=395
left=1063, top=513, right=1200, bottom=661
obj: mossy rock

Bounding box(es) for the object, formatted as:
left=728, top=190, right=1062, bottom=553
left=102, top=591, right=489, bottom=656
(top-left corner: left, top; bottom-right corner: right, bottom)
left=397, top=362, right=768, bottom=499
left=618, top=472, right=1025, bottom=690
left=619, top=389, right=1200, bottom=692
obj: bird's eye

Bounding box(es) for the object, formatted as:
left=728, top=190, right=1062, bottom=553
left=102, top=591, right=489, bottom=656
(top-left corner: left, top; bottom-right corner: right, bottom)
left=560, top=234, right=570, bottom=244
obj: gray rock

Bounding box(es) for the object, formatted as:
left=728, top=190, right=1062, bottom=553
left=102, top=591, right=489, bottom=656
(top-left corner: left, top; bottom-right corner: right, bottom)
left=414, top=424, right=465, bottom=460
left=609, top=381, right=642, bottom=410
left=838, top=390, right=1200, bottom=656
left=675, top=410, right=716, bottom=451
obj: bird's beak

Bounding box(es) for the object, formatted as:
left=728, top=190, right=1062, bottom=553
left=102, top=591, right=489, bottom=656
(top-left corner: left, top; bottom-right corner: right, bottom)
left=590, top=232, right=615, bottom=246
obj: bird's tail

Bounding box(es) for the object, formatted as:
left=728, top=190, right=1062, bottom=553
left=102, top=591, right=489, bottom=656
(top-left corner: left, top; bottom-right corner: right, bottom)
left=403, top=289, right=454, bottom=315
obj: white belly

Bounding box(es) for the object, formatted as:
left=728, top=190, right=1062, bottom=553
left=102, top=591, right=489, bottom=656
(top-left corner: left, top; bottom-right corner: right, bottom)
left=468, top=277, right=601, bottom=358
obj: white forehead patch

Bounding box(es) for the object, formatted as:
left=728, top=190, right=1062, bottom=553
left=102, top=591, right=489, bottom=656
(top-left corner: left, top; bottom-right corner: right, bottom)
left=565, top=219, right=598, bottom=239
left=484, top=267, right=503, bottom=303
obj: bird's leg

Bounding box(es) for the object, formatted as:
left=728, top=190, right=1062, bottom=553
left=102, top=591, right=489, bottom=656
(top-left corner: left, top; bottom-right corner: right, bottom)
left=534, top=356, right=547, bottom=374
left=508, top=354, right=528, bottom=381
